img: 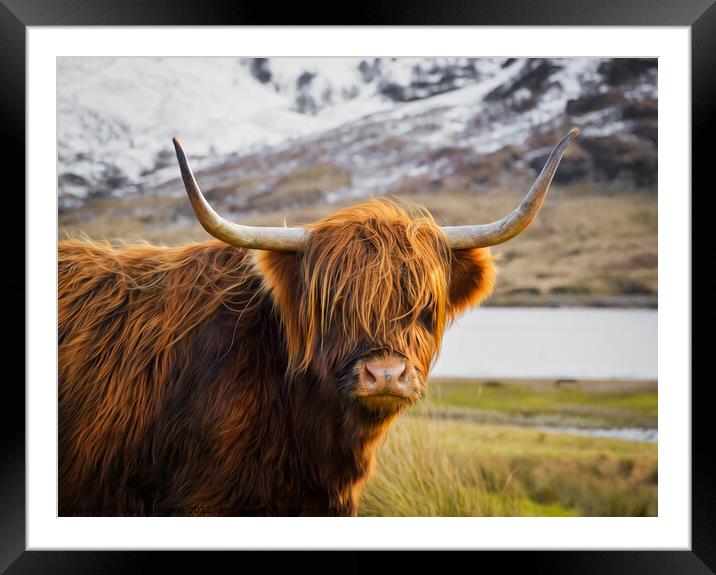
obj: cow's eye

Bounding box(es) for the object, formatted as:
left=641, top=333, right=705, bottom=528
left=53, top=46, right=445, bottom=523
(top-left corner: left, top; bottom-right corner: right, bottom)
left=419, top=306, right=433, bottom=328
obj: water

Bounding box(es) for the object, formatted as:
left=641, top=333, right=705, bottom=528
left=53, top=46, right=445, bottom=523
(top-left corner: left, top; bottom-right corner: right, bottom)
left=432, top=307, right=657, bottom=381
left=539, top=426, right=658, bottom=443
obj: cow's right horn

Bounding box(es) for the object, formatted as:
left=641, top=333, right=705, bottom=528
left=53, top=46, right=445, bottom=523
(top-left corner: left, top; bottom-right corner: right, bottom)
left=173, top=138, right=307, bottom=252
left=441, top=128, right=580, bottom=249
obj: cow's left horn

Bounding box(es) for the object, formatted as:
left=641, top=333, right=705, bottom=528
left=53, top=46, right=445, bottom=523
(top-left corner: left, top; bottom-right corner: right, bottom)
left=442, top=128, right=580, bottom=249
left=173, top=138, right=307, bottom=252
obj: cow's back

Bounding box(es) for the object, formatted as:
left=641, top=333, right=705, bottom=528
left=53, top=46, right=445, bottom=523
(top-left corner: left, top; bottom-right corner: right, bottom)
left=58, top=239, right=273, bottom=515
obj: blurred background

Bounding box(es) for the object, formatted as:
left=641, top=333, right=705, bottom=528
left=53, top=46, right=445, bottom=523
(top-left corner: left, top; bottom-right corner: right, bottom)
left=58, top=57, right=658, bottom=517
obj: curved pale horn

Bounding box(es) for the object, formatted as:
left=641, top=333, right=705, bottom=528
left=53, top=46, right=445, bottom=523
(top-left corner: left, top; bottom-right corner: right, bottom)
left=442, top=128, right=580, bottom=249
left=173, top=138, right=307, bottom=252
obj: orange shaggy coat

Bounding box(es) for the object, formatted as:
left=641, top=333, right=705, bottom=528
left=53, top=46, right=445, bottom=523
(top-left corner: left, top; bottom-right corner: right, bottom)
left=58, top=200, right=495, bottom=516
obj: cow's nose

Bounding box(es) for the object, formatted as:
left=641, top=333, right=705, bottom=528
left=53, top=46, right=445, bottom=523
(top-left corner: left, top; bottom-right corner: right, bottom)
left=363, top=358, right=407, bottom=388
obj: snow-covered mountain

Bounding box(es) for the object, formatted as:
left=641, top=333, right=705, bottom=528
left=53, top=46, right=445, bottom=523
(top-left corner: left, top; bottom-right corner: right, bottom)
left=57, top=57, right=657, bottom=211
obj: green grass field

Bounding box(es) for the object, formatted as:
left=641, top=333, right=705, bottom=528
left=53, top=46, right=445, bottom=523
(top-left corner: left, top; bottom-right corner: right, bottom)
left=358, top=378, right=657, bottom=517
left=425, top=378, right=657, bottom=428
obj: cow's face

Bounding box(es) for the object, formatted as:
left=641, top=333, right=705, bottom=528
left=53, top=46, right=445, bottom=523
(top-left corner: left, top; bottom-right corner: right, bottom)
left=257, top=200, right=495, bottom=418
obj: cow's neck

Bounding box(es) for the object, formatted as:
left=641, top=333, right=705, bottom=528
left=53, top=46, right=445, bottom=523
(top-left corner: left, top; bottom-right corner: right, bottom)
left=282, top=374, right=394, bottom=516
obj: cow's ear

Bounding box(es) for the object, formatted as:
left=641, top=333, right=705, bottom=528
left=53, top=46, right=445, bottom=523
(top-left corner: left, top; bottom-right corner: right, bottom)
left=447, top=248, right=496, bottom=318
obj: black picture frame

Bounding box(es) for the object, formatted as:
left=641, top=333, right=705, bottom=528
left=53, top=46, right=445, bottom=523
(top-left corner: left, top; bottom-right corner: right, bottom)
left=6, top=0, right=713, bottom=572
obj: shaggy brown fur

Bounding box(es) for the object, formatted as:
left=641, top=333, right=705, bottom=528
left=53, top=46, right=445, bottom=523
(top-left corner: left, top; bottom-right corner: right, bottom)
left=58, top=199, right=495, bottom=516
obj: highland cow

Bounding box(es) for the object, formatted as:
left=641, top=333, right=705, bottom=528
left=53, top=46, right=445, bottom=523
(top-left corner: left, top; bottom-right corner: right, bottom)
left=58, top=129, right=579, bottom=516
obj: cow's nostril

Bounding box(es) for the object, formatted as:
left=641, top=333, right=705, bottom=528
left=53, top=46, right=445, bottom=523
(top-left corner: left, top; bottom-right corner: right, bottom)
left=362, top=363, right=378, bottom=385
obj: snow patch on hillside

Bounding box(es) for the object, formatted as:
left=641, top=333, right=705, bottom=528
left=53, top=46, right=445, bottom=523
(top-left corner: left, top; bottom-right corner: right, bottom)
left=57, top=57, right=397, bottom=206
left=57, top=56, right=639, bottom=210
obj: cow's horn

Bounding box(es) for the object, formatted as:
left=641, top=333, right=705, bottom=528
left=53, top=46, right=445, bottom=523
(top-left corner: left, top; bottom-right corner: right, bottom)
left=173, top=138, right=307, bottom=252
left=442, top=128, right=580, bottom=249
